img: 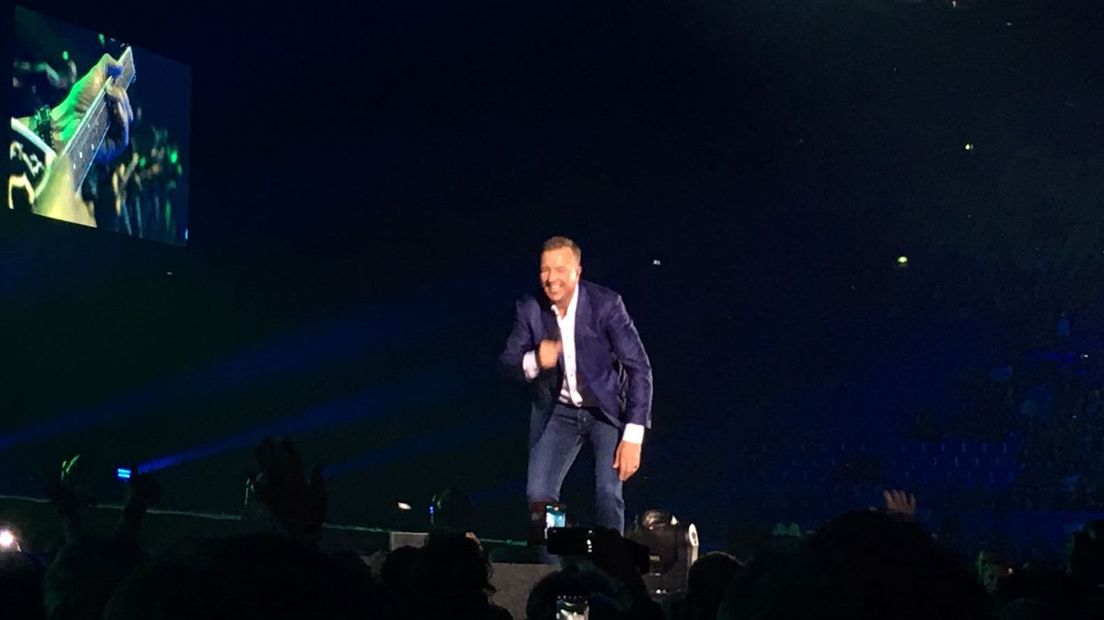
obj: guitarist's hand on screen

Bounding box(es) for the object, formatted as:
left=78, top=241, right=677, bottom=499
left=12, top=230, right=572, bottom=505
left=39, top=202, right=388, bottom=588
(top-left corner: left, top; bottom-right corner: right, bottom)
left=52, top=53, right=133, bottom=162
left=35, top=152, right=95, bottom=226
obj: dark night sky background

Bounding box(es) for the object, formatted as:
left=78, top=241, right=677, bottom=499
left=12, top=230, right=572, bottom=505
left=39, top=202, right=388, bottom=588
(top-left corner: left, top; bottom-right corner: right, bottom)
left=3, top=0, right=1104, bottom=546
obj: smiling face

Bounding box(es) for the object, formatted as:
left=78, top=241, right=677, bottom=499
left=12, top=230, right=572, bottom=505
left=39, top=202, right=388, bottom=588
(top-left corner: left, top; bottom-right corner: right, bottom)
left=540, top=246, right=582, bottom=308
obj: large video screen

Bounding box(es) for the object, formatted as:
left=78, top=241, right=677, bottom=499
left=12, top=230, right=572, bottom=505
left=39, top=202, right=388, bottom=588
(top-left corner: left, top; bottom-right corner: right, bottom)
left=10, top=6, right=191, bottom=246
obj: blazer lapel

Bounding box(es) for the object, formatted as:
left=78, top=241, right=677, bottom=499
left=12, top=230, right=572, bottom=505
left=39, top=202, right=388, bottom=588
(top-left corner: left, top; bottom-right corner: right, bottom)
left=574, top=281, right=598, bottom=341
left=537, top=302, right=563, bottom=399
left=540, top=303, right=561, bottom=342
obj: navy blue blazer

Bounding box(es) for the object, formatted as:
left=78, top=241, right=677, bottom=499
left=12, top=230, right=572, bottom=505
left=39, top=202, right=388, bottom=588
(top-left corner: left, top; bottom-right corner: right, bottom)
left=500, top=280, right=653, bottom=437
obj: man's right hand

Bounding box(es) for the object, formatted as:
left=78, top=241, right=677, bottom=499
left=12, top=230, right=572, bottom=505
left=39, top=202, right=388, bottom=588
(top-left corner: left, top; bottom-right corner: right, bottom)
left=538, top=339, right=562, bottom=369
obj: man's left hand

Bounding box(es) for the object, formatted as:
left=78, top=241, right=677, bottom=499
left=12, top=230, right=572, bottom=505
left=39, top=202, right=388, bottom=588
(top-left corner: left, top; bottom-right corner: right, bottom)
left=612, top=440, right=642, bottom=482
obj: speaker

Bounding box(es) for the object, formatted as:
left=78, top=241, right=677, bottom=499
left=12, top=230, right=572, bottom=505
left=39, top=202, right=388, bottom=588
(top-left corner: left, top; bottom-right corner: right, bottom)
left=388, top=530, right=429, bottom=549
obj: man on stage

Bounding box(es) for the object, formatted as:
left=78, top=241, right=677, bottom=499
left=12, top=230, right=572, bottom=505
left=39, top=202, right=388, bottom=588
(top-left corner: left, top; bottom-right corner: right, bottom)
left=500, top=236, right=653, bottom=534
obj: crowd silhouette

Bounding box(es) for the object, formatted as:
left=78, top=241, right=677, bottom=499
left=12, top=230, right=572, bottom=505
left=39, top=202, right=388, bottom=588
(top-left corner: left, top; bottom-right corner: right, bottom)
left=2, top=436, right=1103, bottom=620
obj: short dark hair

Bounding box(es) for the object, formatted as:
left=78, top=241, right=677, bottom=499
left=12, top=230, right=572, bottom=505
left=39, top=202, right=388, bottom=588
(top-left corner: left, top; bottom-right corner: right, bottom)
left=542, top=236, right=582, bottom=263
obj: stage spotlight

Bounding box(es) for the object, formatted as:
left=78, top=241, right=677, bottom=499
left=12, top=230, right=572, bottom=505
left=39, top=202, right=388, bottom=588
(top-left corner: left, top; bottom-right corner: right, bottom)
left=116, top=467, right=132, bottom=480
left=0, top=528, right=21, bottom=552
left=396, top=501, right=413, bottom=511
left=626, top=509, right=699, bottom=594
left=430, top=487, right=474, bottom=534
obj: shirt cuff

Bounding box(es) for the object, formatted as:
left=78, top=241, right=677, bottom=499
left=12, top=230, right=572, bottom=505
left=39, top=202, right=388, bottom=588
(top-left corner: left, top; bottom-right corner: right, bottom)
left=622, top=423, right=645, bottom=444
left=522, top=351, right=540, bottom=381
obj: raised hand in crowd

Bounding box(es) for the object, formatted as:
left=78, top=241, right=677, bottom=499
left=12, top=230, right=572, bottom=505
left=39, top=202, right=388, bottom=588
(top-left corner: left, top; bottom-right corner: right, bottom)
left=883, top=489, right=917, bottom=520
left=45, top=454, right=93, bottom=542
left=249, top=436, right=328, bottom=543
left=113, top=469, right=162, bottom=542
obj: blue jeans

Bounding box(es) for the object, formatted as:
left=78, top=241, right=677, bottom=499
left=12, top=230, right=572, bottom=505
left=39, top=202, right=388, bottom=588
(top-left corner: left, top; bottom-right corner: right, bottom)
left=527, top=402, right=624, bottom=534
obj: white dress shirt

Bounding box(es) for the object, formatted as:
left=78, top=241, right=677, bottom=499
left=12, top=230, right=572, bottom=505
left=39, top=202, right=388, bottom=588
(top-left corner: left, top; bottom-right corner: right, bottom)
left=522, top=284, right=645, bottom=444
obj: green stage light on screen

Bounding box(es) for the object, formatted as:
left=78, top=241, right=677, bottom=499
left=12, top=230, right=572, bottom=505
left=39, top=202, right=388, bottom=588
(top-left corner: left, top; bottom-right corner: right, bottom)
left=169, top=150, right=179, bottom=165
left=139, top=156, right=147, bottom=167
left=98, top=33, right=106, bottom=46
left=61, top=50, right=69, bottom=61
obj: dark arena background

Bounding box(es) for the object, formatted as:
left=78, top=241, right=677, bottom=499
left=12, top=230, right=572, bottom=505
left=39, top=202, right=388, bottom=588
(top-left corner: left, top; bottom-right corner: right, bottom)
left=4, top=0, right=1104, bottom=582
